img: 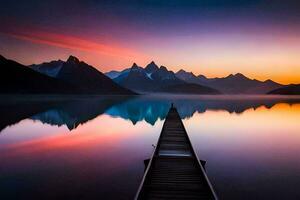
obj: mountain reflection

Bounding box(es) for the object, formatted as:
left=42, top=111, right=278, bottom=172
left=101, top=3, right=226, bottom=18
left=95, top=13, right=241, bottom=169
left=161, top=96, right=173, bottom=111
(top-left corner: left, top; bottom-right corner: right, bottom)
left=106, top=95, right=300, bottom=124
left=1, top=95, right=300, bottom=132
left=30, top=96, right=133, bottom=130
left=0, top=96, right=132, bottom=132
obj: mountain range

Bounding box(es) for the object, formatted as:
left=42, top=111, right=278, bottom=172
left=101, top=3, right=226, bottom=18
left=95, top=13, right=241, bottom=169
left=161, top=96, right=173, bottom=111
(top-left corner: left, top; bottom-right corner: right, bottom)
left=29, top=55, right=135, bottom=95
left=106, top=62, right=291, bottom=94
left=0, top=55, right=78, bottom=94
left=106, top=61, right=220, bottom=94
left=0, top=54, right=135, bottom=95
left=176, top=70, right=283, bottom=94
left=0, top=54, right=298, bottom=95
left=268, top=84, right=300, bottom=95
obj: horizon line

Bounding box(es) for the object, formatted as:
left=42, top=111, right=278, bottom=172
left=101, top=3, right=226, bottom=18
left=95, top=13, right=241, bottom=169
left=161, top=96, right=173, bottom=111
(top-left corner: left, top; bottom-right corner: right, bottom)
left=1, top=53, right=299, bottom=85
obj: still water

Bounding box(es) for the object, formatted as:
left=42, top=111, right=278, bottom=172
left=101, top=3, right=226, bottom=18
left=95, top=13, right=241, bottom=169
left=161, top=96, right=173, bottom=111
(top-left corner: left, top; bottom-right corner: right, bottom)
left=1, top=95, right=300, bottom=199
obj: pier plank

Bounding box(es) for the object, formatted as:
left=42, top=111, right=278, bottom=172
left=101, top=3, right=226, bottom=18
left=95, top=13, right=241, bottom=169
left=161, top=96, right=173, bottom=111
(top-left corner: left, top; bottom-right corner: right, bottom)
left=135, top=106, right=217, bottom=200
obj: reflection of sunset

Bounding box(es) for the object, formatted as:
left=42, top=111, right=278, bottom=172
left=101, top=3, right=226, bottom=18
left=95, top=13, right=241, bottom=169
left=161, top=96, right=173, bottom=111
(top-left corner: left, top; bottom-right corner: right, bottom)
left=185, top=103, right=300, bottom=162
left=1, top=0, right=300, bottom=198
left=0, top=114, right=163, bottom=195
left=2, top=102, right=299, bottom=164
left=0, top=114, right=162, bottom=199
left=1, top=100, right=300, bottom=199
left=1, top=114, right=161, bottom=158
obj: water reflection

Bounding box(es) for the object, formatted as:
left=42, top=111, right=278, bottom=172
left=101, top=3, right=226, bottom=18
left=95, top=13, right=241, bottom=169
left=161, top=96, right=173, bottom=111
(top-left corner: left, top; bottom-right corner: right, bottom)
left=30, top=97, right=131, bottom=130
left=185, top=103, right=300, bottom=199
left=0, top=96, right=131, bottom=132
left=0, top=114, right=161, bottom=199
left=106, top=95, right=300, bottom=124
left=1, top=95, right=300, bottom=199
left=1, top=95, right=300, bottom=132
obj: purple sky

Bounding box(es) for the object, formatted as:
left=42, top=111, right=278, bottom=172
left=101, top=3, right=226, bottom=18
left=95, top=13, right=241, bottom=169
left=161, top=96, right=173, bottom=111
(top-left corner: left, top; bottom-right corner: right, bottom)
left=0, top=0, right=300, bottom=83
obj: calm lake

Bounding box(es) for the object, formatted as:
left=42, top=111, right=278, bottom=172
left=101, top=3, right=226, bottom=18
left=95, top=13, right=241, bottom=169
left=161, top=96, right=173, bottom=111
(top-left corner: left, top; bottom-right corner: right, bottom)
left=1, top=95, right=300, bottom=199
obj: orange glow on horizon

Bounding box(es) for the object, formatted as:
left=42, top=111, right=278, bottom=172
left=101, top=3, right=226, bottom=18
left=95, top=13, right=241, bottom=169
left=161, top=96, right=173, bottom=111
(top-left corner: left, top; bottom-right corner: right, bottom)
left=1, top=28, right=300, bottom=84
left=184, top=103, right=300, bottom=158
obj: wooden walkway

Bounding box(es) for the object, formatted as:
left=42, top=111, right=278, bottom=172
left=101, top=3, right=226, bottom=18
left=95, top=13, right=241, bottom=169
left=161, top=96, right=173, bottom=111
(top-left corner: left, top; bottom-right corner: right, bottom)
left=135, top=105, right=218, bottom=200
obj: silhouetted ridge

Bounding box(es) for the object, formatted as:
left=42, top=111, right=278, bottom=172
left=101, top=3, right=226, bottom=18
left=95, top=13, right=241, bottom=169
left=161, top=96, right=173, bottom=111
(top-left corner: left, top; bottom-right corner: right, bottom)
left=0, top=55, right=79, bottom=94
left=175, top=69, right=283, bottom=94
left=106, top=61, right=220, bottom=94
left=131, top=63, right=139, bottom=68
left=159, top=66, right=168, bottom=72
left=30, top=60, right=64, bottom=78
left=145, top=61, right=159, bottom=73
left=29, top=55, right=136, bottom=95
left=267, top=84, right=300, bottom=95
left=67, top=55, right=80, bottom=63
left=198, top=75, right=207, bottom=79
left=176, top=69, right=199, bottom=83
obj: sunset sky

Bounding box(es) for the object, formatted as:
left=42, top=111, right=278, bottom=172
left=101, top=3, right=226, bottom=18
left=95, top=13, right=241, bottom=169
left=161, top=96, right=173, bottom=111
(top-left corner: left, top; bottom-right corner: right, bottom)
left=0, top=0, right=300, bottom=84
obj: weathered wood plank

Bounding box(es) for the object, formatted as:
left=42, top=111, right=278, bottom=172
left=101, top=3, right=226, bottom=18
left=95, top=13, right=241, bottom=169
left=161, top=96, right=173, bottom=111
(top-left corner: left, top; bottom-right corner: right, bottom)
left=135, top=106, right=218, bottom=200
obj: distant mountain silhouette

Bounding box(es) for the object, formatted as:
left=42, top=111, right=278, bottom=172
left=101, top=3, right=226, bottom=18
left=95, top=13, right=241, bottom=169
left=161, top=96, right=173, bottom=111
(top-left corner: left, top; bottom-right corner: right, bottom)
left=0, top=55, right=79, bottom=94
left=105, top=70, right=122, bottom=79
left=151, top=65, right=183, bottom=87
left=145, top=61, right=159, bottom=73
left=110, top=62, right=185, bottom=92
left=3, top=54, right=288, bottom=95
left=106, top=61, right=218, bottom=94
left=30, top=56, right=136, bottom=95
left=267, top=84, right=300, bottom=95
left=114, top=63, right=154, bottom=92
left=176, top=69, right=283, bottom=94
left=106, top=62, right=284, bottom=94
left=176, top=69, right=200, bottom=83
left=30, top=60, right=64, bottom=77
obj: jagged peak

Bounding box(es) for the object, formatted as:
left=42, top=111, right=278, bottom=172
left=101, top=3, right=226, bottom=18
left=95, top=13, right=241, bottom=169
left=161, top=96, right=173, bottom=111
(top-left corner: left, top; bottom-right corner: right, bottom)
left=146, top=61, right=158, bottom=67
left=131, top=62, right=138, bottom=68
left=67, top=55, right=80, bottom=63
left=234, top=73, right=246, bottom=77
left=177, top=69, right=196, bottom=77
left=32, top=59, right=63, bottom=66
left=226, top=73, right=247, bottom=79
left=160, top=66, right=168, bottom=71
left=145, top=61, right=159, bottom=72
left=198, top=74, right=207, bottom=79
left=130, top=63, right=143, bottom=72
left=264, top=79, right=276, bottom=84
left=177, top=69, right=186, bottom=74
left=265, top=79, right=272, bottom=82
left=226, top=73, right=234, bottom=78
left=49, top=59, right=64, bottom=64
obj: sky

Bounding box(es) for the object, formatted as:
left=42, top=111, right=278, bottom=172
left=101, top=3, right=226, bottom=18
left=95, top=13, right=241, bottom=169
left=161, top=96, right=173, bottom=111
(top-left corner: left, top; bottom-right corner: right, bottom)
left=0, top=0, right=300, bottom=84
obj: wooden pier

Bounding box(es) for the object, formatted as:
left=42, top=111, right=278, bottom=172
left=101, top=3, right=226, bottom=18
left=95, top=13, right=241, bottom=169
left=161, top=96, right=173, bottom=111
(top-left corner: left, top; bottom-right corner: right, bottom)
left=135, top=105, right=218, bottom=200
